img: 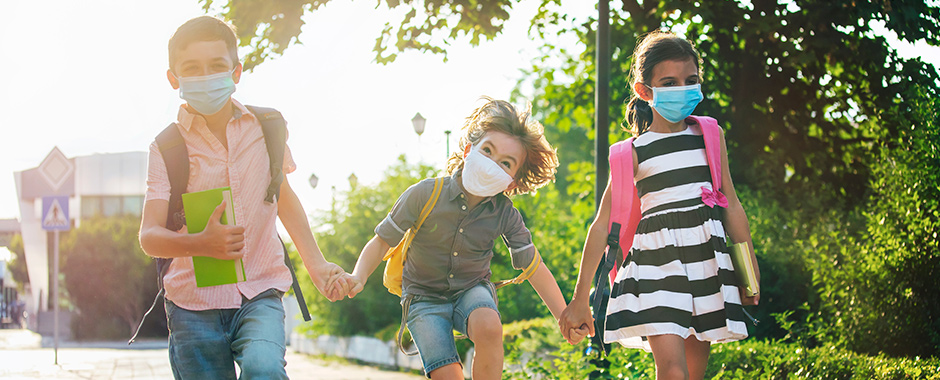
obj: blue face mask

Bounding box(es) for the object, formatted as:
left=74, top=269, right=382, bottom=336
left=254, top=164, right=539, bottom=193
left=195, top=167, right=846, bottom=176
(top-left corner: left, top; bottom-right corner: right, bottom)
left=175, top=70, right=236, bottom=115
left=648, top=84, right=703, bottom=123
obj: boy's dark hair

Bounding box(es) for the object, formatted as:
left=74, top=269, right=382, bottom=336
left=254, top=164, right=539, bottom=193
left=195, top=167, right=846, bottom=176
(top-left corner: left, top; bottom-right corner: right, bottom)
left=625, top=31, right=702, bottom=135
left=446, top=97, right=558, bottom=196
left=168, top=16, right=239, bottom=71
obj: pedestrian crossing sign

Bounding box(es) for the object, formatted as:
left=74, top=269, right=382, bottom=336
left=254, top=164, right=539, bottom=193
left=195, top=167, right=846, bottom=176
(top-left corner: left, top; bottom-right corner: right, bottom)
left=42, top=196, right=70, bottom=231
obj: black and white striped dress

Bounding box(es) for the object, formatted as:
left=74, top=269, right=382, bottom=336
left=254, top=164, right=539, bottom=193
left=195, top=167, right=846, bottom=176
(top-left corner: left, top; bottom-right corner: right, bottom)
left=604, top=126, right=748, bottom=351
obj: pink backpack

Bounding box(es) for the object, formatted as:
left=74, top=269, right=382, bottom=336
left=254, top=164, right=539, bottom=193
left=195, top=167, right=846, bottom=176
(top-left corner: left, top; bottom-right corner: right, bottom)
left=606, top=115, right=727, bottom=282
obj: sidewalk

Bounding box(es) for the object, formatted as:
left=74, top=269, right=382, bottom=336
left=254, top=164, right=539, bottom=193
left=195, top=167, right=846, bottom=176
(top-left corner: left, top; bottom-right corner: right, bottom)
left=0, top=329, right=423, bottom=379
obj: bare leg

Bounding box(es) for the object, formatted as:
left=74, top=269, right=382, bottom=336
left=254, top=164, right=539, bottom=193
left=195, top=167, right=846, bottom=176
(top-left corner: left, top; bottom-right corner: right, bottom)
left=684, top=337, right=710, bottom=380
left=467, top=308, right=503, bottom=380
left=429, top=363, right=463, bottom=380
left=647, top=334, right=689, bottom=380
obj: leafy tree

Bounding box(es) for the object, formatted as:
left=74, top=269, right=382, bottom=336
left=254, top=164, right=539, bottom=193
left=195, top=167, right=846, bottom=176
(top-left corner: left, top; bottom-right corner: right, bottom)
left=199, top=0, right=520, bottom=69
left=806, top=84, right=940, bottom=357
left=5, top=234, right=30, bottom=290
left=60, top=216, right=163, bottom=340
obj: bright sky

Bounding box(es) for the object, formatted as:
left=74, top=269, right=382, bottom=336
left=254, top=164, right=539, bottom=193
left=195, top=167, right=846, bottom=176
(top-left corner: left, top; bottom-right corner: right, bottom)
left=0, top=0, right=591, bottom=222
left=0, top=1, right=936, bottom=223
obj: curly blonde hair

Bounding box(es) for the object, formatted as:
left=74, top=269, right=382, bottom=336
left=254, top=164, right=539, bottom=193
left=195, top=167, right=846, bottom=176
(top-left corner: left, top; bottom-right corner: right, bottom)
left=446, top=97, right=558, bottom=196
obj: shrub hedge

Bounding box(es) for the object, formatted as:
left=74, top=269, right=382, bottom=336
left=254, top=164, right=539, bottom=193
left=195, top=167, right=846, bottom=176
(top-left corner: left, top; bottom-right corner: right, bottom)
left=502, top=318, right=940, bottom=379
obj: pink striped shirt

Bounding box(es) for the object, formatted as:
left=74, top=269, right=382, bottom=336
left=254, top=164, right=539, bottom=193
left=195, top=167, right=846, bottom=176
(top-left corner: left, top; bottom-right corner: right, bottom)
left=145, top=100, right=297, bottom=310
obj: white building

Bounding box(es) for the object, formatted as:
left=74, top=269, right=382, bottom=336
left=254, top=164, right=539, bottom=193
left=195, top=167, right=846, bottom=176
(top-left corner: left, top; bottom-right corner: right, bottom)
left=13, top=148, right=147, bottom=324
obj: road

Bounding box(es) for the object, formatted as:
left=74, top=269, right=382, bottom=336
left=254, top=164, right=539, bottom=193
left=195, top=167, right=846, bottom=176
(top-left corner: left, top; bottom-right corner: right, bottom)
left=0, top=329, right=424, bottom=379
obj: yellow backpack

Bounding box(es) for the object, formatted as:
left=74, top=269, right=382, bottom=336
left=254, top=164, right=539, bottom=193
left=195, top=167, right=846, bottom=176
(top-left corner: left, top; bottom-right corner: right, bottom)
left=382, top=178, right=445, bottom=296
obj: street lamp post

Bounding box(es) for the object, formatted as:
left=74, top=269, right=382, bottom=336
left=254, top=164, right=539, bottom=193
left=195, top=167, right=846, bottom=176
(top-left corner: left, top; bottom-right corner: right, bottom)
left=444, top=130, right=452, bottom=158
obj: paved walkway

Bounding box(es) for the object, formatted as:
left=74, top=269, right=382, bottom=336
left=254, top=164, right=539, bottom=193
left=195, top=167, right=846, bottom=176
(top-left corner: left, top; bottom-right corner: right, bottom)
left=0, top=329, right=423, bottom=379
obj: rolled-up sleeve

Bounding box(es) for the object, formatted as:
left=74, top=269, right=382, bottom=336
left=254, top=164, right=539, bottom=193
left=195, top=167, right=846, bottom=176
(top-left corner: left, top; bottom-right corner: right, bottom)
left=145, top=141, right=171, bottom=202
left=375, top=180, right=429, bottom=247
left=502, top=206, right=536, bottom=270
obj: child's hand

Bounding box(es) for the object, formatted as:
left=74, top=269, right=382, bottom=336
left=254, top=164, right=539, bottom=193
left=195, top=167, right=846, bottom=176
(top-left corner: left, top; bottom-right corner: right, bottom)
left=740, top=290, right=760, bottom=306
left=567, top=323, right=591, bottom=345
left=558, top=300, right=595, bottom=344
left=324, top=271, right=349, bottom=301
left=200, top=201, right=245, bottom=260
left=345, top=274, right=365, bottom=299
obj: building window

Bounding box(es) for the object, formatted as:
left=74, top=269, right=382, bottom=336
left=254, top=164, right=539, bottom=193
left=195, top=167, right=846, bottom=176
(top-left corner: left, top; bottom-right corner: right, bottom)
left=81, top=195, right=144, bottom=218
left=123, top=196, right=143, bottom=216
left=81, top=197, right=101, bottom=219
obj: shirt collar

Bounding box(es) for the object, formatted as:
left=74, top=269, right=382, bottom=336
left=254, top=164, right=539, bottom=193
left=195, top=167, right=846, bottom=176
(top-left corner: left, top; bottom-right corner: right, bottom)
left=175, top=98, right=252, bottom=131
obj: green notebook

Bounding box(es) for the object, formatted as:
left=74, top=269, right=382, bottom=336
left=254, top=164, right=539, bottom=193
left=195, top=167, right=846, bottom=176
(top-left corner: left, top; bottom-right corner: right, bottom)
left=729, top=241, right=759, bottom=297
left=182, top=187, right=247, bottom=287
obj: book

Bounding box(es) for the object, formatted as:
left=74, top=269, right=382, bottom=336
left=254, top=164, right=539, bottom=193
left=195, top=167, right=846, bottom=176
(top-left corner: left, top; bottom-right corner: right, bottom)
left=181, top=187, right=247, bottom=287
left=729, top=241, right=759, bottom=297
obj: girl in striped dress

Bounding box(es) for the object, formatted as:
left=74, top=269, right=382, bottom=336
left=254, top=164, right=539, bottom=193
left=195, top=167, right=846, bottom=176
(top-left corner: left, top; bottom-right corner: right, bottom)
left=559, top=31, right=760, bottom=380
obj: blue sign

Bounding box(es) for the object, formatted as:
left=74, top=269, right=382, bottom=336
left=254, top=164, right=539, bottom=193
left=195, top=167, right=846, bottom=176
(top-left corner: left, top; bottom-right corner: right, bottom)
left=41, top=196, right=70, bottom=231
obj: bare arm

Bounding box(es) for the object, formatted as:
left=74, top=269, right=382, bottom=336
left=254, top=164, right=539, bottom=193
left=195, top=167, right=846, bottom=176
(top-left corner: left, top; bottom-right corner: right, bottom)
left=526, top=250, right=567, bottom=321
left=277, top=176, right=347, bottom=302
left=348, top=234, right=390, bottom=298
left=717, top=130, right=760, bottom=306
left=139, top=198, right=245, bottom=260
left=558, top=179, right=613, bottom=342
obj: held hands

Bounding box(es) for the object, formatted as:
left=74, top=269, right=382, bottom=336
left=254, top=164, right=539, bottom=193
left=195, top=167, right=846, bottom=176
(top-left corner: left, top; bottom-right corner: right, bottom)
left=312, top=262, right=355, bottom=302
left=325, top=272, right=364, bottom=300
left=558, top=299, right=596, bottom=345
left=200, top=201, right=245, bottom=260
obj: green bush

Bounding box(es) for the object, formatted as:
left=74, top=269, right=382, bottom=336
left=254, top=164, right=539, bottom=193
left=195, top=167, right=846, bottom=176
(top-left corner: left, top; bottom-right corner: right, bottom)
left=503, top=318, right=940, bottom=379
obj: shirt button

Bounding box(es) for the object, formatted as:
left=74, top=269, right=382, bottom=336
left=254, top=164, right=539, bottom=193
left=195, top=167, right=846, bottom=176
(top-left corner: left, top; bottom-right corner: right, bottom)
left=460, top=194, right=465, bottom=199
left=449, top=274, right=454, bottom=278
left=461, top=205, right=467, bottom=210
left=459, top=228, right=464, bottom=233
left=453, top=252, right=458, bottom=256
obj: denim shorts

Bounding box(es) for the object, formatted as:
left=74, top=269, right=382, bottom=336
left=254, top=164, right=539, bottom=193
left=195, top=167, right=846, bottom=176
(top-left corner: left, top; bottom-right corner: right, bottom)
left=405, top=281, right=499, bottom=377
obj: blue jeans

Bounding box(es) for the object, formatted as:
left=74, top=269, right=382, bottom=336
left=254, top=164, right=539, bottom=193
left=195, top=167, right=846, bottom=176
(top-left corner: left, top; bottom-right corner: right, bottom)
left=165, top=289, right=287, bottom=380
left=406, top=282, right=499, bottom=377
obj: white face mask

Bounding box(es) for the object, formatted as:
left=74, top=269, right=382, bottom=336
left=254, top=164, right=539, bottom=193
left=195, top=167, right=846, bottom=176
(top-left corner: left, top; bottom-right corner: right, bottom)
left=462, top=147, right=514, bottom=197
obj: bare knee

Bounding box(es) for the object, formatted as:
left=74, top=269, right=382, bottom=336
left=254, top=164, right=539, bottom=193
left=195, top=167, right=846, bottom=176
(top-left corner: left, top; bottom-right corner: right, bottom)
left=429, top=363, right=463, bottom=380
left=467, top=308, right=502, bottom=345
left=657, top=363, right=689, bottom=380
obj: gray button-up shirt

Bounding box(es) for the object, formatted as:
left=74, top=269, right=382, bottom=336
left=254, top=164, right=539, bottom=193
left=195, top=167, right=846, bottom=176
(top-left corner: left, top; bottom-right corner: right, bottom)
left=376, top=172, right=537, bottom=299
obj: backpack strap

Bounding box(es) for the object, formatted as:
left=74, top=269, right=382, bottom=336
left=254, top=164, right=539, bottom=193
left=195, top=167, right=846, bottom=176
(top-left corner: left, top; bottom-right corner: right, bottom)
left=246, top=105, right=286, bottom=204
left=156, top=123, right=189, bottom=232
left=154, top=123, right=187, bottom=290
left=687, top=116, right=728, bottom=207
left=493, top=248, right=542, bottom=289
left=606, top=139, right=641, bottom=282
